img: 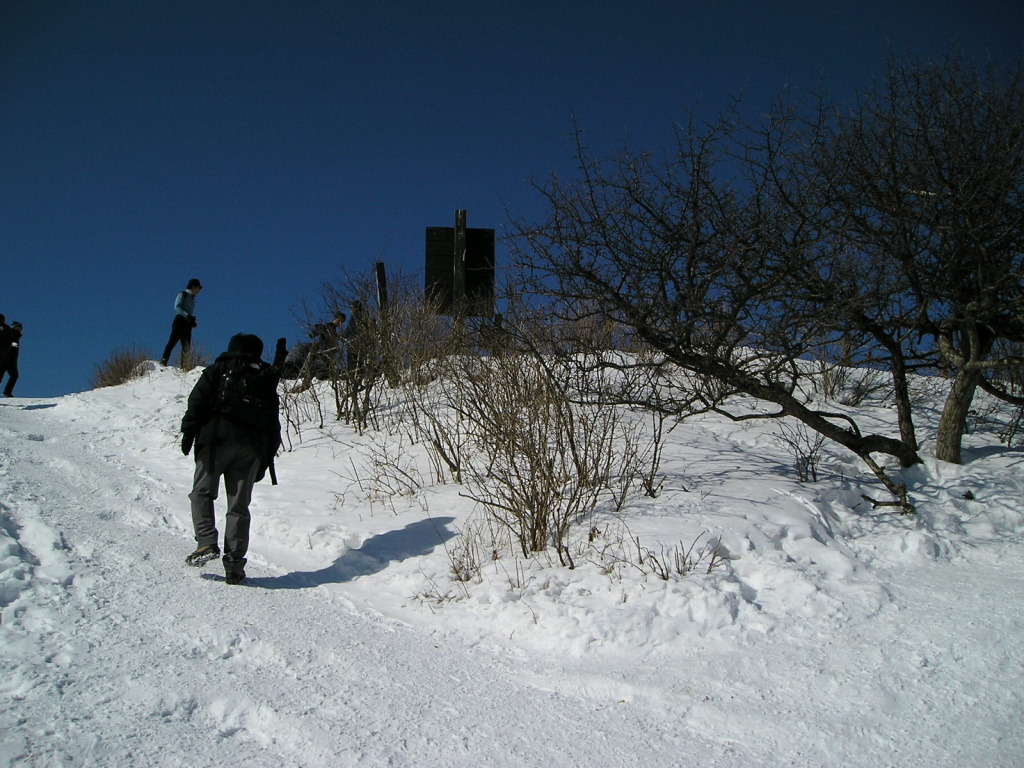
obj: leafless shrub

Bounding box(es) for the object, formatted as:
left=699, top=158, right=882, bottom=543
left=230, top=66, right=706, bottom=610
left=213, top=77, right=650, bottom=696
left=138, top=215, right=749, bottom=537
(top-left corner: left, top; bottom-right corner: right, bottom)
left=90, top=345, right=152, bottom=388
left=999, top=407, right=1024, bottom=447
left=969, top=394, right=1024, bottom=449
left=449, top=352, right=636, bottom=565
left=632, top=535, right=727, bottom=581
left=774, top=420, right=827, bottom=482
left=636, top=409, right=669, bottom=498
left=839, top=368, right=890, bottom=407
left=812, top=360, right=889, bottom=407
left=988, top=343, right=1024, bottom=448
left=447, top=517, right=495, bottom=584
left=278, top=380, right=332, bottom=448
left=391, top=358, right=471, bottom=485
left=449, top=535, right=482, bottom=584
left=806, top=336, right=891, bottom=408
left=584, top=522, right=726, bottom=581
left=177, top=344, right=211, bottom=372
left=812, top=357, right=850, bottom=403
left=318, top=268, right=454, bottom=432
left=362, top=432, right=425, bottom=499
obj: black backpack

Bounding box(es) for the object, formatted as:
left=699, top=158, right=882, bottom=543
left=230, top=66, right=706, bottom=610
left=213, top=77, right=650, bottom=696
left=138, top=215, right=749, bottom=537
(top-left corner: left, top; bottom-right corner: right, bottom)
left=215, top=357, right=278, bottom=428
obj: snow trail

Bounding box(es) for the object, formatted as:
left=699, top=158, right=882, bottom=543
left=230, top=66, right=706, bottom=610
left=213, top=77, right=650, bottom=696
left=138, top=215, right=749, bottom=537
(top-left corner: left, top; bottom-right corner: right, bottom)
left=2, top=374, right=1023, bottom=767
left=1, top=399, right=738, bottom=767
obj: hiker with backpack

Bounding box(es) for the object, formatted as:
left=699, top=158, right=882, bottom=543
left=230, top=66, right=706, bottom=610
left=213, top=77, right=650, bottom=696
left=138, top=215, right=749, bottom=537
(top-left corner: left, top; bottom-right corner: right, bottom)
left=180, top=333, right=281, bottom=585
left=161, top=278, right=203, bottom=366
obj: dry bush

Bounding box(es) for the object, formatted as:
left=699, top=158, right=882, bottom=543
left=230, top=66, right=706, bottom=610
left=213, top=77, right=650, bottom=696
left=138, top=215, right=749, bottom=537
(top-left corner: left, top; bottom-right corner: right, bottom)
left=90, top=345, right=153, bottom=389
left=308, top=269, right=455, bottom=432
left=775, top=420, right=828, bottom=482
left=631, top=535, right=727, bottom=580
left=446, top=352, right=639, bottom=565
left=279, top=382, right=331, bottom=445
left=177, top=344, right=211, bottom=372
left=582, top=522, right=727, bottom=581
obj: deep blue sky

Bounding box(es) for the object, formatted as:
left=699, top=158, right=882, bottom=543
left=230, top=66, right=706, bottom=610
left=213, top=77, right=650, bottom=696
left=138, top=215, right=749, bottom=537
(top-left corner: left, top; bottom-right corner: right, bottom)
left=2, top=1, right=1021, bottom=396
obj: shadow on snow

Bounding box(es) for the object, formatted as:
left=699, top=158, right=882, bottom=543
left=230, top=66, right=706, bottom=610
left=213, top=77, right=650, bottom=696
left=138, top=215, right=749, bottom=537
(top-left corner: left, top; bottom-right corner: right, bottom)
left=240, top=516, right=457, bottom=590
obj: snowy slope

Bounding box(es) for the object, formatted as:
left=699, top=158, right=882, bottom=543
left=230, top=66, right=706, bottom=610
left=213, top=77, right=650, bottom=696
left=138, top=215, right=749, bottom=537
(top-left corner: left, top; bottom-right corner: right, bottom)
left=1, top=364, right=1022, bottom=767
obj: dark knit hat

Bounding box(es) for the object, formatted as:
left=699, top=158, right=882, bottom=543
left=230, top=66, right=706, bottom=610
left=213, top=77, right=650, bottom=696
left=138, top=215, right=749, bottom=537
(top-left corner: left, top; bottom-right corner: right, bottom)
left=227, top=333, right=264, bottom=359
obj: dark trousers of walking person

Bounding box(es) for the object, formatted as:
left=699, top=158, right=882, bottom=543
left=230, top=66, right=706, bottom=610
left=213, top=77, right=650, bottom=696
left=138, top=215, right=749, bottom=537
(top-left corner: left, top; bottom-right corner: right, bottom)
left=1, top=359, right=17, bottom=396
left=189, top=438, right=260, bottom=574
left=162, top=315, right=193, bottom=365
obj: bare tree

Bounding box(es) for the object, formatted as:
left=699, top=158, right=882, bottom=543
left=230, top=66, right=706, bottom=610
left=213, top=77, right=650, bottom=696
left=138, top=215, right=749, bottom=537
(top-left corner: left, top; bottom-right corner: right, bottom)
left=821, top=53, right=1024, bottom=463
left=510, top=112, right=921, bottom=510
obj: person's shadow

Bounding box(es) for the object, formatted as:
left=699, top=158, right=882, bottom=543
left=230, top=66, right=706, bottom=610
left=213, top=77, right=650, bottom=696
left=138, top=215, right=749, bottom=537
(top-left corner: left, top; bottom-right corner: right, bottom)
left=243, top=516, right=458, bottom=590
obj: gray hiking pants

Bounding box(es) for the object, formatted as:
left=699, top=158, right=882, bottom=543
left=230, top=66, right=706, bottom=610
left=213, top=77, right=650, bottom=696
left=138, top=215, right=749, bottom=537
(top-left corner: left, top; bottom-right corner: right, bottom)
left=189, top=439, right=261, bottom=573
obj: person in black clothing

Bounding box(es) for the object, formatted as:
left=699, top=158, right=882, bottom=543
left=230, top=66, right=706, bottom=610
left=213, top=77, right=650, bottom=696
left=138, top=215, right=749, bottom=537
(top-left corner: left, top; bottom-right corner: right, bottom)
left=0, top=320, right=23, bottom=397
left=309, top=312, right=347, bottom=374
left=281, top=312, right=347, bottom=391
left=0, top=314, right=9, bottom=368
left=303, top=312, right=347, bottom=382
left=161, top=278, right=203, bottom=366
left=180, top=333, right=281, bottom=584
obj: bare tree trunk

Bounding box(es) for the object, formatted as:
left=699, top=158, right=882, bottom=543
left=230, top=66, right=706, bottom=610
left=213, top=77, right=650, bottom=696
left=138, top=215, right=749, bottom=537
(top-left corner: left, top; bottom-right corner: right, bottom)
left=891, top=356, right=918, bottom=452
left=935, top=369, right=981, bottom=464
left=859, top=318, right=919, bottom=452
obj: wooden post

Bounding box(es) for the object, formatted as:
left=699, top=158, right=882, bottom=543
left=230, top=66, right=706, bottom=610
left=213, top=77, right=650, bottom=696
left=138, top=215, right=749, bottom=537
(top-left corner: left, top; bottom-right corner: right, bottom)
left=454, top=209, right=468, bottom=342
left=375, top=261, right=388, bottom=311
left=454, top=209, right=467, bottom=314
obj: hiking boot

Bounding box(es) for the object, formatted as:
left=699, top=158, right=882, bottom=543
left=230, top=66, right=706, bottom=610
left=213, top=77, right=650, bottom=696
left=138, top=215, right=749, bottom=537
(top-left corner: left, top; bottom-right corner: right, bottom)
left=224, top=571, right=246, bottom=585
left=185, top=545, right=220, bottom=567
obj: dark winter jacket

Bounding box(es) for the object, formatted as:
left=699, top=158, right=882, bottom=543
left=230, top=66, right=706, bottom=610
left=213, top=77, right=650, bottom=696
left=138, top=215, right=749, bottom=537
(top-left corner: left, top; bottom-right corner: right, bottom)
left=0, top=322, right=10, bottom=368
left=181, top=349, right=282, bottom=474
left=0, top=324, right=21, bottom=367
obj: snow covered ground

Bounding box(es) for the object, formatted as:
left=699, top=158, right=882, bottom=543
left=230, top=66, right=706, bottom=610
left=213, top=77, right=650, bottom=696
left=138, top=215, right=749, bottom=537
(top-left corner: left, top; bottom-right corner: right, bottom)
left=1, top=363, right=1022, bottom=767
